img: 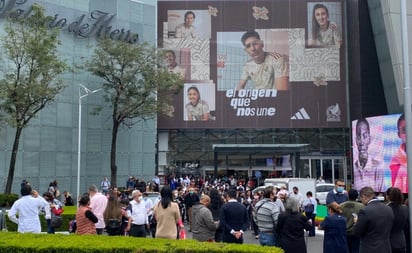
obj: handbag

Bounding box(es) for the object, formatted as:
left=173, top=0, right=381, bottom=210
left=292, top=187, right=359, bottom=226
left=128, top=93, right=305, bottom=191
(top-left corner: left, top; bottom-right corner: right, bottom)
left=179, top=228, right=186, bottom=240
left=51, top=206, right=64, bottom=215
left=50, top=213, right=63, bottom=228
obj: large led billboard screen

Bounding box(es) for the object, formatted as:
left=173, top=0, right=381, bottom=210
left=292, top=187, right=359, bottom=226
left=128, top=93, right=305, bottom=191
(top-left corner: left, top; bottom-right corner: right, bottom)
left=352, top=114, right=407, bottom=193
left=157, top=0, right=347, bottom=129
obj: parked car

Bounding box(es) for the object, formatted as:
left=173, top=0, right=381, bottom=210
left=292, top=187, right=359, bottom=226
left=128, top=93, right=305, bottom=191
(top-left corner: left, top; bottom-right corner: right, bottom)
left=145, top=192, right=161, bottom=206
left=316, top=183, right=335, bottom=205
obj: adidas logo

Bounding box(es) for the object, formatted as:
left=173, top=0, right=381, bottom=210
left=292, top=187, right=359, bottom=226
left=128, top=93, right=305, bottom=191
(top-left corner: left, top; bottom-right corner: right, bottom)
left=291, top=108, right=311, bottom=120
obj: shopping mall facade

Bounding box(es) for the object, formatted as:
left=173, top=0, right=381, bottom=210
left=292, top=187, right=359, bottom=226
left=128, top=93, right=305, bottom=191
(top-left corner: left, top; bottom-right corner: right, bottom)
left=0, top=0, right=409, bottom=194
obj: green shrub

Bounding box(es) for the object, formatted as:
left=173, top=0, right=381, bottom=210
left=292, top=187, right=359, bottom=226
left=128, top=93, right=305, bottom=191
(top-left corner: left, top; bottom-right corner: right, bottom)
left=0, top=194, right=18, bottom=208
left=0, top=232, right=284, bottom=253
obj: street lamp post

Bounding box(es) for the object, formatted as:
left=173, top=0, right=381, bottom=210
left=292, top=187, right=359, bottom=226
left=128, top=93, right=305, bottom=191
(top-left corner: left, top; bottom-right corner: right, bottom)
left=76, top=84, right=102, bottom=205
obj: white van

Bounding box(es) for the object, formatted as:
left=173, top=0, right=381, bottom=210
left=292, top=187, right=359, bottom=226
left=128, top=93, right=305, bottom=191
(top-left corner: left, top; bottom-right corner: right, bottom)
left=264, top=178, right=316, bottom=200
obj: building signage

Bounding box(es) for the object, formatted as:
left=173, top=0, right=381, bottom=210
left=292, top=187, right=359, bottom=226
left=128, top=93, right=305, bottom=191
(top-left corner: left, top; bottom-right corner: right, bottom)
left=157, top=0, right=347, bottom=129
left=0, top=0, right=139, bottom=43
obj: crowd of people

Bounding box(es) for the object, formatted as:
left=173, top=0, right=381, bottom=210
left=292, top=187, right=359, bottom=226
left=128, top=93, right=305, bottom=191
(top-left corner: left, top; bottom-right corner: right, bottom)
left=7, top=175, right=411, bottom=253
left=319, top=180, right=410, bottom=253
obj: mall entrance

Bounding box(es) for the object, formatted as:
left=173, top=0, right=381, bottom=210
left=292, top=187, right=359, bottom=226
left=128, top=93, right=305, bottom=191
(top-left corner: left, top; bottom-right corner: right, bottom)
left=300, top=155, right=348, bottom=185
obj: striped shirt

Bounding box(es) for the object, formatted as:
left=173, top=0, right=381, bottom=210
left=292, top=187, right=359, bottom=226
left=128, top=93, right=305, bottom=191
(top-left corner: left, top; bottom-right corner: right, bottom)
left=254, top=198, right=280, bottom=232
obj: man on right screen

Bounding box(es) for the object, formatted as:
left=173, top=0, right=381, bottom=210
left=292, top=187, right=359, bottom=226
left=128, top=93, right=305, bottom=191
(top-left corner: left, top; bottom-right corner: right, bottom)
left=389, top=113, right=408, bottom=192
left=353, top=118, right=385, bottom=193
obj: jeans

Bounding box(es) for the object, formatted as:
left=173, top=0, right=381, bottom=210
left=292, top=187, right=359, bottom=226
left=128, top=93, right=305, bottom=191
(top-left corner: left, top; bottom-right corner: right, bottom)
left=259, top=232, right=276, bottom=246
left=46, top=219, right=55, bottom=234
left=305, top=212, right=316, bottom=236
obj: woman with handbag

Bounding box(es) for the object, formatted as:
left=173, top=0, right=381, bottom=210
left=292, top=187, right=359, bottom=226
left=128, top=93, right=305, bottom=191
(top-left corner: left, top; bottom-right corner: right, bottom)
left=42, top=192, right=63, bottom=234
left=153, top=186, right=184, bottom=239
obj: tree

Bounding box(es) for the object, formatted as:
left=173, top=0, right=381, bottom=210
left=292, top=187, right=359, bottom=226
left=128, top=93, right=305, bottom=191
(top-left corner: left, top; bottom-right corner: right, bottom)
left=86, top=39, right=183, bottom=187
left=0, top=4, right=67, bottom=194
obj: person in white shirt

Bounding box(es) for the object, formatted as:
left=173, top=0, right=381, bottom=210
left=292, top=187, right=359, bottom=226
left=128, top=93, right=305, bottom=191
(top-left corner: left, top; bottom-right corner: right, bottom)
left=129, top=190, right=149, bottom=237
left=288, top=186, right=304, bottom=210
left=316, top=176, right=326, bottom=184
left=100, top=177, right=111, bottom=195
left=143, top=192, right=155, bottom=236
left=8, top=185, right=50, bottom=233
left=88, top=184, right=108, bottom=235
left=302, top=191, right=317, bottom=237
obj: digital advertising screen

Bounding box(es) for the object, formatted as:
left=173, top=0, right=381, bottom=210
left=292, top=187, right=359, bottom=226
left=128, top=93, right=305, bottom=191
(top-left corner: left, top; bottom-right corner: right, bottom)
left=157, top=0, right=347, bottom=129
left=352, top=113, right=407, bottom=193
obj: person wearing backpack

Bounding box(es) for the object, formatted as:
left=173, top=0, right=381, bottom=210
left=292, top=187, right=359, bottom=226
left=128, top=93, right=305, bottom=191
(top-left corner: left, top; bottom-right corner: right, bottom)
left=103, top=195, right=130, bottom=236
left=302, top=191, right=317, bottom=237
left=42, top=192, right=64, bottom=234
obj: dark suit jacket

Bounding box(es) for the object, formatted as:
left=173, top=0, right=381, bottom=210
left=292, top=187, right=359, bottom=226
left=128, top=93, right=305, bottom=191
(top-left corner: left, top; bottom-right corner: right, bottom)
left=275, top=212, right=311, bottom=253
left=220, top=200, right=249, bottom=243
left=353, top=199, right=394, bottom=253
left=388, top=203, right=409, bottom=251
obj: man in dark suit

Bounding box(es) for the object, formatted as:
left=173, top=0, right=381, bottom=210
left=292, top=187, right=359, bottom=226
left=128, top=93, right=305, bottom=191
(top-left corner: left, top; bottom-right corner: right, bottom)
left=220, top=189, right=249, bottom=244
left=353, top=186, right=394, bottom=253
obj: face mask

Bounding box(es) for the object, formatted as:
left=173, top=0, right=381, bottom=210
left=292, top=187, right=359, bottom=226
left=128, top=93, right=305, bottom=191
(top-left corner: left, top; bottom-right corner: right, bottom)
left=138, top=196, right=143, bottom=201
left=337, top=187, right=344, bottom=193
left=174, top=193, right=178, bottom=197
left=377, top=196, right=384, bottom=201
left=189, top=191, right=194, bottom=195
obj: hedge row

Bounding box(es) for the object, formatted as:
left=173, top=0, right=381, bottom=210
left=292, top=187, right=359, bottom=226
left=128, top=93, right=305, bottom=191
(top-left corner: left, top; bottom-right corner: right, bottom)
left=0, top=194, right=18, bottom=208
left=0, top=232, right=284, bottom=253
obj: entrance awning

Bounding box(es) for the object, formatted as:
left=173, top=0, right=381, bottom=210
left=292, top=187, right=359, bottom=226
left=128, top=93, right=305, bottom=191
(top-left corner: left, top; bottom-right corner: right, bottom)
left=212, top=144, right=310, bottom=178
left=212, top=144, right=310, bottom=155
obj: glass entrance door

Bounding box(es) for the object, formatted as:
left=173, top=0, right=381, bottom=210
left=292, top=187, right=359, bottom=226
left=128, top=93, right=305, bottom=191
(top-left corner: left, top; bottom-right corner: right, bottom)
left=300, top=156, right=347, bottom=184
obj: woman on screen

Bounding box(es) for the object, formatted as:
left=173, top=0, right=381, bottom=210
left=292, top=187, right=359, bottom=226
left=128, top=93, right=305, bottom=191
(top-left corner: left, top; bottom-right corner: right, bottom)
left=309, top=3, right=342, bottom=47
left=185, top=86, right=210, bottom=121
left=175, top=11, right=196, bottom=39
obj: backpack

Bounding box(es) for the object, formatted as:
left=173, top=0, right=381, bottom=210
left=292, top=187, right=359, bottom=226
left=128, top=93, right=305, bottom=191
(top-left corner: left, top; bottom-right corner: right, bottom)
left=304, top=199, right=315, bottom=213
left=107, top=218, right=121, bottom=229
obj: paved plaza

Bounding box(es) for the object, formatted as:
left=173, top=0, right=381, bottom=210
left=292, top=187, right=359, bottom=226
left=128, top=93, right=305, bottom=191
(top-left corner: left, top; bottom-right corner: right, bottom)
left=186, top=228, right=324, bottom=252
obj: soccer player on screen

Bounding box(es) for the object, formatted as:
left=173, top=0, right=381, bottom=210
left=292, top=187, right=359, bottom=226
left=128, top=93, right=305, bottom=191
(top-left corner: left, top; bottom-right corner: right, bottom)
left=353, top=118, right=385, bottom=192
left=389, top=114, right=408, bottom=193
left=236, top=31, right=289, bottom=90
